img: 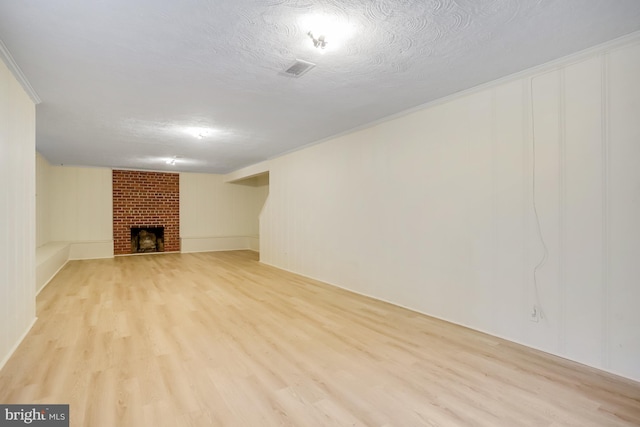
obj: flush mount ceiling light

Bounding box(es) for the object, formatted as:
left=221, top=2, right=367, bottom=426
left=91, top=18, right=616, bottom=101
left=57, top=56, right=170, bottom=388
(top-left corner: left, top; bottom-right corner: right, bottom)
left=166, top=155, right=183, bottom=166
left=299, top=14, right=355, bottom=52
left=183, top=126, right=217, bottom=139
left=307, top=31, right=327, bottom=49
left=153, top=155, right=205, bottom=169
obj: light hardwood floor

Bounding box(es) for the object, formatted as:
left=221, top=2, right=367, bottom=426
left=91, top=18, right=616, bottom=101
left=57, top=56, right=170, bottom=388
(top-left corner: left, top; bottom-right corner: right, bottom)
left=1, top=251, right=638, bottom=426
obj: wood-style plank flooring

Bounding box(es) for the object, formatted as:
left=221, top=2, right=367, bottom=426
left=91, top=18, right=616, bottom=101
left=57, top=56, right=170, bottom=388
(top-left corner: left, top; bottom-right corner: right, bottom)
left=1, top=251, right=639, bottom=426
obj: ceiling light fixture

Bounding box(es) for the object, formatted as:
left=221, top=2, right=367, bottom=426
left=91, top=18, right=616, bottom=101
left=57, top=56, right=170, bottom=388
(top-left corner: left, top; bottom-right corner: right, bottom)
left=307, top=31, right=327, bottom=49
left=183, top=127, right=215, bottom=139
left=299, top=14, right=355, bottom=52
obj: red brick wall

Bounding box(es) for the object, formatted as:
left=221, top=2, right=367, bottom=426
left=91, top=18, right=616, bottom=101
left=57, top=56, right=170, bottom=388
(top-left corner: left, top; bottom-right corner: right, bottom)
left=112, top=170, right=180, bottom=255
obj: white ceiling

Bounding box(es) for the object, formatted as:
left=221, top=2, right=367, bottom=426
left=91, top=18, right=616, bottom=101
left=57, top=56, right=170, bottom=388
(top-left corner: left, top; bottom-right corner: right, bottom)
left=1, top=1, right=640, bottom=174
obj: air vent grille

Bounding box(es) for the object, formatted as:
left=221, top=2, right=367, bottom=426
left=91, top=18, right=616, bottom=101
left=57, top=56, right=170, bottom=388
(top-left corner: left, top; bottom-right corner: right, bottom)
left=283, top=59, right=316, bottom=77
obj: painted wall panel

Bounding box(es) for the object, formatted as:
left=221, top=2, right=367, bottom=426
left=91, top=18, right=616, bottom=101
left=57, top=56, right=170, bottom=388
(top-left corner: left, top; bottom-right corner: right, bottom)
left=180, top=172, right=267, bottom=249
left=36, top=162, right=113, bottom=266
left=36, top=152, right=50, bottom=247
left=607, top=44, right=640, bottom=380
left=259, top=38, right=640, bottom=381
left=529, top=70, right=563, bottom=352
left=562, top=57, right=605, bottom=367
left=489, top=81, right=527, bottom=340
left=77, top=168, right=112, bottom=240
left=0, top=58, right=36, bottom=368
left=49, top=166, right=112, bottom=242
left=461, top=91, right=494, bottom=329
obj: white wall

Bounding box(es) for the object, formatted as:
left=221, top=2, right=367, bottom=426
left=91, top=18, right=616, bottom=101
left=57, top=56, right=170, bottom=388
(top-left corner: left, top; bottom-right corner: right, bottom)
left=259, top=37, right=640, bottom=381
left=37, top=167, right=268, bottom=257
left=36, top=161, right=113, bottom=260
left=35, top=161, right=113, bottom=289
left=180, top=172, right=268, bottom=252
left=36, top=152, right=51, bottom=248
left=48, top=165, right=113, bottom=243
left=0, top=58, right=36, bottom=368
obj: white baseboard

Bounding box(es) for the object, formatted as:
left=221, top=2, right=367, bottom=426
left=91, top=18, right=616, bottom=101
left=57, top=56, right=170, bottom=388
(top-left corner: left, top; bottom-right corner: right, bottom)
left=36, top=242, right=71, bottom=293
left=69, top=240, right=114, bottom=260
left=37, top=259, right=70, bottom=295
left=36, top=240, right=114, bottom=293
left=0, top=316, right=37, bottom=372
left=248, top=236, right=260, bottom=252
left=258, top=260, right=640, bottom=385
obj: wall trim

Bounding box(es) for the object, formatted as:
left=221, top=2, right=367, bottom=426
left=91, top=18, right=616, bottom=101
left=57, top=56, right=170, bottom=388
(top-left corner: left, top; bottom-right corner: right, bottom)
left=0, top=39, right=41, bottom=104
left=259, top=260, right=640, bottom=384
left=224, top=160, right=270, bottom=183
left=253, top=31, right=640, bottom=172
left=181, top=236, right=257, bottom=253
left=0, top=317, right=37, bottom=373
left=36, top=242, right=71, bottom=293
left=37, top=259, right=69, bottom=296
left=36, top=240, right=115, bottom=293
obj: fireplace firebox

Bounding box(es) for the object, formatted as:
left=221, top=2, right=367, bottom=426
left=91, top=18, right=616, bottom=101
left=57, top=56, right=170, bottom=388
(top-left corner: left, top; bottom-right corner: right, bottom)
left=131, top=227, right=165, bottom=253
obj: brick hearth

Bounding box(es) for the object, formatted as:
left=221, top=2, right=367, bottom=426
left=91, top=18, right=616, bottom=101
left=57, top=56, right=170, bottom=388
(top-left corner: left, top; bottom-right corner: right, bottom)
left=112, top=170, right=179, bottom=255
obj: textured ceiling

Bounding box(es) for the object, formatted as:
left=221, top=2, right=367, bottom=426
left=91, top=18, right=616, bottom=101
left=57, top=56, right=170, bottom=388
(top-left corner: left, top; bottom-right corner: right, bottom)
left=1, top=0, right=640, bottom=173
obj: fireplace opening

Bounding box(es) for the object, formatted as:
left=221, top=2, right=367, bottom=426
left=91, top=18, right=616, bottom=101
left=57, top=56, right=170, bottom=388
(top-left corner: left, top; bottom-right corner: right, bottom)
left=131, top=227, right=164, bottom=253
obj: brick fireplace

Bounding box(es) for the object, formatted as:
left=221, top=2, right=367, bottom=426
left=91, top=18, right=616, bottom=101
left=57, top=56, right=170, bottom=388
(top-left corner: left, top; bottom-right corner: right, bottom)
left=112, top=170, right=180, bottom=255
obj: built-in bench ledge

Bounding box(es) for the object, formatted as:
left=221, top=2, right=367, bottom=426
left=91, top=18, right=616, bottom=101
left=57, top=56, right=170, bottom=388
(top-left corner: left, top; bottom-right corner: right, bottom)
left=36, top=242, right=71, bottom=294
left=180, top=236, right=259, bottom=253
left=36, top=240, right=114, bottom=293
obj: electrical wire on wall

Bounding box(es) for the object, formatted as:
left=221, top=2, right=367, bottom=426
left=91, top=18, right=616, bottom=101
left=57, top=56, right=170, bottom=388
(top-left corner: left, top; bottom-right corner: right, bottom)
left=530, top=76, right=549, bottom=321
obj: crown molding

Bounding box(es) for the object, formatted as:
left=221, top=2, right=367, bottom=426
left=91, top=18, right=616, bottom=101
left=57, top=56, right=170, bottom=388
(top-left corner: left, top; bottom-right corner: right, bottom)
left=0, top=38, right=41, bottom=104
left=267, top=30, right=640, bottom=164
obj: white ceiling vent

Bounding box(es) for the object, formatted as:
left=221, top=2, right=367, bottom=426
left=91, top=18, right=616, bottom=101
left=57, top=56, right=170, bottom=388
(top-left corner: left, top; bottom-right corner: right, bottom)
left=282, top=59, right=316, bottom=77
